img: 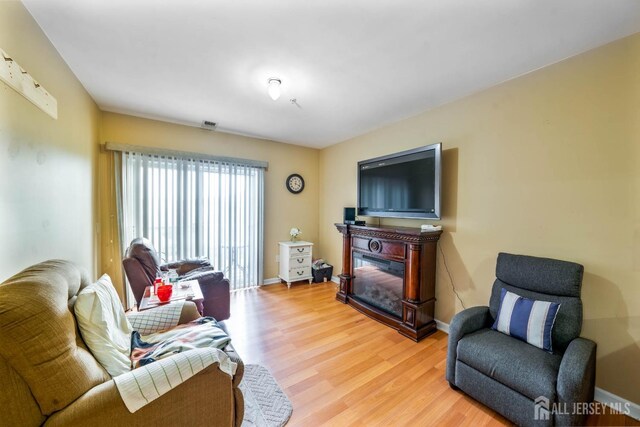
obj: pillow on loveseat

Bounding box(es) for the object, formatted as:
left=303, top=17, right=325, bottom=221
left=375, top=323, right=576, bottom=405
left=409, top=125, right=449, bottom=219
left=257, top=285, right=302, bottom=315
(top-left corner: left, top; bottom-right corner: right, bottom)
left=75, top=274, right=133, bottom=376
left=492, top=288, right=561, bottom=352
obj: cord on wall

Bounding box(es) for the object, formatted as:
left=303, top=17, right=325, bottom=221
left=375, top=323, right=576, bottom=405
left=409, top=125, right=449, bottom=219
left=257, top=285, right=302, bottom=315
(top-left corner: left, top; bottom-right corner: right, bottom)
left=438, top=243, right=466, bottom=309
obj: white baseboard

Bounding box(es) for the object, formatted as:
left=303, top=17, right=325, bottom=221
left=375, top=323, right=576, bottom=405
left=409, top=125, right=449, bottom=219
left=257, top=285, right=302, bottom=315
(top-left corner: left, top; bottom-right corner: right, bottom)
left=331, top=275, right=340, bottom=284
left=594, top=387, right=640, bottom=420
left=435, top=319, right=449, bottom=334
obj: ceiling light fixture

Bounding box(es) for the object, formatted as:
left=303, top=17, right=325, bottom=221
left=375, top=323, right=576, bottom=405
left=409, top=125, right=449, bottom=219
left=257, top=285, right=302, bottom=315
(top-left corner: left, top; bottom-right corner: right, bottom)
left=267, top=78, right=281, bottom=100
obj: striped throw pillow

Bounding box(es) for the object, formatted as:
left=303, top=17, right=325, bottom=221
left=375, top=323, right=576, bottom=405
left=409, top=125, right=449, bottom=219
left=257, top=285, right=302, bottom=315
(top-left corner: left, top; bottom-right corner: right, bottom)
left=492, top=288, right=560, bottom=352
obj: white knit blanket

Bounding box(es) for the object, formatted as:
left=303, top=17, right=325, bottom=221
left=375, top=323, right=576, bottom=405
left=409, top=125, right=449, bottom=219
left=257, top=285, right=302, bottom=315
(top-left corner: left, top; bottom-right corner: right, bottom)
left=113, top=347, right=237, bottom=413
left=126, top=301, right=185, bottom=335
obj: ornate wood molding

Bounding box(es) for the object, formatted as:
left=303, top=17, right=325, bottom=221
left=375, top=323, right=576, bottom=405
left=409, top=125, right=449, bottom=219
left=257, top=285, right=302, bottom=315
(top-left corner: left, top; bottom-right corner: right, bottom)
left=335, top=224, right=441, bottom=243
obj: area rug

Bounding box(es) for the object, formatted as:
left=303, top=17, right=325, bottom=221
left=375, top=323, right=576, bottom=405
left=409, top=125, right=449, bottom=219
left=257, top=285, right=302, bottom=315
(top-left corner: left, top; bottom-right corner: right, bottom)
left=240, top=364, right=293, bottom=427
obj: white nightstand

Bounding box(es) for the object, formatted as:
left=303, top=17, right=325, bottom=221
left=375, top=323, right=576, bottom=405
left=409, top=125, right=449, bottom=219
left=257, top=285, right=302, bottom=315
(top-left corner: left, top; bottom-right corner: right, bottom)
left=278, top=241, right=313, bottom=288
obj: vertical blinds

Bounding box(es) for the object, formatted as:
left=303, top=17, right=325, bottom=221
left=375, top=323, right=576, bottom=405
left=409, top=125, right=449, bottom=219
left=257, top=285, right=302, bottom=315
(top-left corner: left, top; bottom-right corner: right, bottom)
left=119, top=151, right=264, bottom=290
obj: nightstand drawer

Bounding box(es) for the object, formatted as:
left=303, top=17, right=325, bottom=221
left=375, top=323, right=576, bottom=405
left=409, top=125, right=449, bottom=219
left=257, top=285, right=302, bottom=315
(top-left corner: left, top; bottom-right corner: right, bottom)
left=289, top=266, right=311, bottom=279
left=289, top=245, right=311, bottom=257
left=290, top=256, right=311, bottom=267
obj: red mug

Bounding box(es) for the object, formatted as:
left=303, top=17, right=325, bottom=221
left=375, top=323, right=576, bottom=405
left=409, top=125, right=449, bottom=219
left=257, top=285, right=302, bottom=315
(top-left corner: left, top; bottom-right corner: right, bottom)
left=157, top=285, right=173, bottom=303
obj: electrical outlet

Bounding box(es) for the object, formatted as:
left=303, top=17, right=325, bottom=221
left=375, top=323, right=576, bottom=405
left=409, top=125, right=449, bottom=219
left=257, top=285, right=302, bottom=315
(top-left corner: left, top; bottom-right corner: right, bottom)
left=276, top=255, right=279, bottom=263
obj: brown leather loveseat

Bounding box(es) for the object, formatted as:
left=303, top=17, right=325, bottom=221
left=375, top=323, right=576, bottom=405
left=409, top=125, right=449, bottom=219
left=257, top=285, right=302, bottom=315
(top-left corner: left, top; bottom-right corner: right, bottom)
left=123, top=237, right=231, bottom=320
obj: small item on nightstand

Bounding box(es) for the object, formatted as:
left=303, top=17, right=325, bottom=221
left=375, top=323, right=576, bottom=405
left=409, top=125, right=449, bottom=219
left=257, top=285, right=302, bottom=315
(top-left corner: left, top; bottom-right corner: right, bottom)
left=290, top=227, right=302, bottom=242
left=421, top=224, right=442, bottom=232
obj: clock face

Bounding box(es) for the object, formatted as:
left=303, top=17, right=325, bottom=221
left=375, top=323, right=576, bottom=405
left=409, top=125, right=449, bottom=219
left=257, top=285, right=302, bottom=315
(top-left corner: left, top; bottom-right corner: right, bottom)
left=286, top=174, right=305, bottom=194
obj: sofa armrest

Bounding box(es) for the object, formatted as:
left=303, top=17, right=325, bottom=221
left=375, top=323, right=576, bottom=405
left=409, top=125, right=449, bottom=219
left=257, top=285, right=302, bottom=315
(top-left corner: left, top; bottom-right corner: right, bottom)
left=220, top=344, right=245, bottom=426
left=446, top=306, right=493, bottom=385
left=44, top=363, right=238, bottom=427
left=555, top=337, right=597, bottom=425
left=556, top=337, right=597, bottom=424
left=161, top=258, right=212, bottom=275
left=187, top=271, right=231, bottom=321
left=224, top=345, right=244, bottom=388
left=176, top=300, right=202, bottom=324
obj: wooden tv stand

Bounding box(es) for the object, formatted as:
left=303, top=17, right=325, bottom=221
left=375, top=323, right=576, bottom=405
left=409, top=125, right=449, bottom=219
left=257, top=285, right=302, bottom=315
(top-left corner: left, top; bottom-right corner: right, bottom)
left=335, top=223, right=442, bottom=341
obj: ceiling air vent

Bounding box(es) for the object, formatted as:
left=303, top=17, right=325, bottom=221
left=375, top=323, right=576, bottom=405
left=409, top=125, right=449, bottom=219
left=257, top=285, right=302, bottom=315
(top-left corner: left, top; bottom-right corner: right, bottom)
left=201, top=120, right=217, bottom=131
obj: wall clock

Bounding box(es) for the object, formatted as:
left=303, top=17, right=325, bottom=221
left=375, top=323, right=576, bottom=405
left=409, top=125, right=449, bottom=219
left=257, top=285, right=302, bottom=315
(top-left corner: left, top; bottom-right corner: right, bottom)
left=286, top=173, right=305, bottom=194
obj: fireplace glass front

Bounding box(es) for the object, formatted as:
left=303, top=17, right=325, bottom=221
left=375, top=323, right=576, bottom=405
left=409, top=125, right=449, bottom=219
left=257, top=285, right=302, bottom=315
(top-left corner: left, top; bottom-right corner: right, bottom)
left=352, top=252, right=404, bottom=318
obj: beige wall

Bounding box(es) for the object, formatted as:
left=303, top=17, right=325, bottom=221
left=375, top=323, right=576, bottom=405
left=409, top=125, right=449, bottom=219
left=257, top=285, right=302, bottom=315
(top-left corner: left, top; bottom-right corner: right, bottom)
left=3, top=0, right=637, bottom=404
left=99, top=112, right=319, bottom=296
left=319, top=34, right=640, bottom=403
left=0, top=1, right=99, bottom=281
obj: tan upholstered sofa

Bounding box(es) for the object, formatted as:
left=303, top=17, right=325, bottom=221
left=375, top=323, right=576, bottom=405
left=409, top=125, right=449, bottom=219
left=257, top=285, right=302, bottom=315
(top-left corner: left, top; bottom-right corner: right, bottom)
left=0, top=260, right=244, bottom=427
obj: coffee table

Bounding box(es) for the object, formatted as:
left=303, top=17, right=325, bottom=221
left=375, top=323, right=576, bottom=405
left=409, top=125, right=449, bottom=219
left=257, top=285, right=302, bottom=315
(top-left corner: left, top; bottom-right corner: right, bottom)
left=138, top=279, right=204, bottom=312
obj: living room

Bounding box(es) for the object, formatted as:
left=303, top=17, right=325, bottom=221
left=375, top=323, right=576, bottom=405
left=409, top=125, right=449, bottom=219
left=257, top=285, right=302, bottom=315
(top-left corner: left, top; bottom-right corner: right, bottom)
left=1, top=1, right=639, bottom=426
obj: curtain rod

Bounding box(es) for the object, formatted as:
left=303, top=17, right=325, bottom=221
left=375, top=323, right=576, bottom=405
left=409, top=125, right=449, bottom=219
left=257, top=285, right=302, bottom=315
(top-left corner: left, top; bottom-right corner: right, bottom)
left=104, top=142, right=269, bottom=169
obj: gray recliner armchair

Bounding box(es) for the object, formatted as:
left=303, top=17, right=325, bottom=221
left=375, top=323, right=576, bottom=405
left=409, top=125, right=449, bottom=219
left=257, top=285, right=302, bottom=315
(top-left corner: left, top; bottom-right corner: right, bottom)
left=446, top=253, right=596, bottom=426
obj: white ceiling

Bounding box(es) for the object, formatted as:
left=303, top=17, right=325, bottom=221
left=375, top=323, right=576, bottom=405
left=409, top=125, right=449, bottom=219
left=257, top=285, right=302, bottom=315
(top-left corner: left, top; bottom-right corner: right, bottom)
left=23, top=0, right=640, bottom=148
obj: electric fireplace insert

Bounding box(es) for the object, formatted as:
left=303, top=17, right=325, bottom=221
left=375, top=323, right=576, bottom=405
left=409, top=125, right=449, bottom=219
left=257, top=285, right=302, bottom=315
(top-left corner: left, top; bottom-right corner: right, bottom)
left=352, top=252, right=404, bottom=318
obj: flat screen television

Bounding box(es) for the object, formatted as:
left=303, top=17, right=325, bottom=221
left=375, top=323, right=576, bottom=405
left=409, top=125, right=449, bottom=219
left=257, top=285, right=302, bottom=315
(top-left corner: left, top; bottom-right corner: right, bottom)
left=357, top=143, right=441, bottom=219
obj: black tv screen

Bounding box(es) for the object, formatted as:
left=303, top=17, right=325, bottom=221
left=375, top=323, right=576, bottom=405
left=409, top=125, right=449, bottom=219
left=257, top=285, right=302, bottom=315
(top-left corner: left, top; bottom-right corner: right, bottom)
left=357, top=143, right=441, bottom=219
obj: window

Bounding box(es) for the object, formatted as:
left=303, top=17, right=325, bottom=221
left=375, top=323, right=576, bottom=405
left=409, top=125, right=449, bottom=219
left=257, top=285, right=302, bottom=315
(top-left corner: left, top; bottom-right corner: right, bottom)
left=120, top=152, right=264, bottom=290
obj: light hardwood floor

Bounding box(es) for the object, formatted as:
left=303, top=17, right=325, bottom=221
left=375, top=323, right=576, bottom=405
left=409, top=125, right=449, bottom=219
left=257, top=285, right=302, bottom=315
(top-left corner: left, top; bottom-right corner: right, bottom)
left=225, top=281, right=638, bottom=426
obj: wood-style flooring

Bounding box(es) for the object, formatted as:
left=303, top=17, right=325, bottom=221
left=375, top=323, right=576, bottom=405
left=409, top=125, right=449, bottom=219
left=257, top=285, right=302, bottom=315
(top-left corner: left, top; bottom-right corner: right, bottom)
left=225, top=281, right=638, bottom=426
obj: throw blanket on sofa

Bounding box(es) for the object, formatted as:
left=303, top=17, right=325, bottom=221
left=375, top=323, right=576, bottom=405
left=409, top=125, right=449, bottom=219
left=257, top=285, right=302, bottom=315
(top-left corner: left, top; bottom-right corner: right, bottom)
left=113, top=317, right=235, bottom=413
left=114, top=347, right=237, bottom=413
left=130, top=316, right=232, bottom=368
